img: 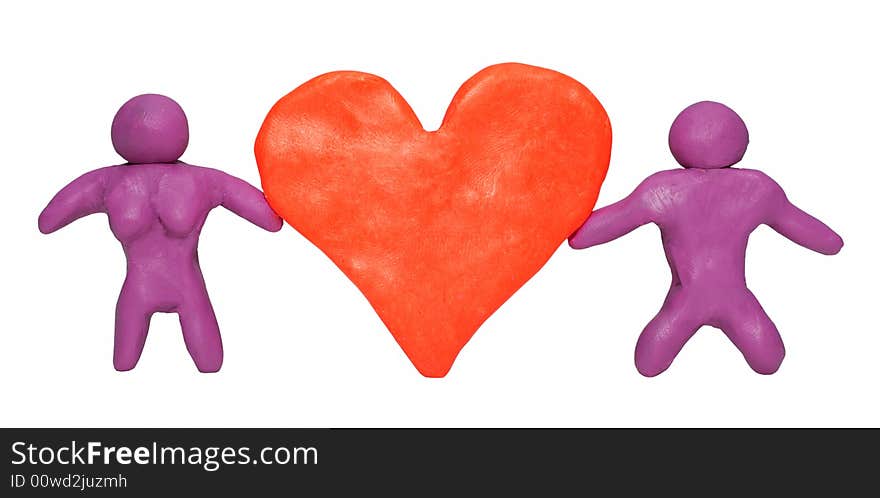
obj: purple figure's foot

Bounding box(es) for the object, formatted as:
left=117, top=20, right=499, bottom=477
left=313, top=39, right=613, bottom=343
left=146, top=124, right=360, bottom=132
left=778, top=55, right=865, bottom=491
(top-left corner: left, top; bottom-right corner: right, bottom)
left=718, top=290, right=785, bottom=375
left=113, top=280, right=223, bottom=373
left=178, top=293, right=223, bottom=373
left=635, top=287, right=785, bottom=376
left=634, top=288, right=702, bottom=377
left=113, top=284, right=152, bottom=371
left=114, top=314, right=151, bottom=372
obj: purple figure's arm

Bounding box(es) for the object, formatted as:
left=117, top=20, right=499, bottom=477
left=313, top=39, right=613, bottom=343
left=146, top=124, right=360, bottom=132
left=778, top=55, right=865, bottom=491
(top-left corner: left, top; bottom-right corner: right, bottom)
left=767, top=192, right=843, bottom=255
left=568, top=180, right=654, bottom=249
left=211, top=170, right=283, bottom=232
left=38, top=168, right=111, bottom=234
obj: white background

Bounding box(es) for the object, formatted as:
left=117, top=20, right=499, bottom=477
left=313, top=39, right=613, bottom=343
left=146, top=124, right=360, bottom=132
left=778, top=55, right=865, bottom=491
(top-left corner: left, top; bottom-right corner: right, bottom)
left=1, top=1, right=876, bottom=427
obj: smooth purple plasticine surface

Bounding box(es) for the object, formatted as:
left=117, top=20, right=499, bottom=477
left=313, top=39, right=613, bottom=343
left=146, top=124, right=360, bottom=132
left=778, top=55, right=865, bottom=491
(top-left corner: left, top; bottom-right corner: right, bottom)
left=112, top=94, right=190, bottom=164
left=39, top=94, right=282, bottom=372
left=669, top=101, right=749, bottom=169
left=570, top=101, right=843, bottom=377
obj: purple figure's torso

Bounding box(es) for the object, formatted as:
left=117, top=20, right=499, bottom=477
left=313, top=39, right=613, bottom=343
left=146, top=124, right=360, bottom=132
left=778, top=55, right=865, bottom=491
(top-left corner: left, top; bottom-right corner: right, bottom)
left=646, top=168, right=788, bottom=290
left=39, top=95, right=281, bottom=372
left=108, top=165, right=213, bottom=301
left=570, top=102, right=842, bottom=376
left=40, top=163, right=281, bottom=372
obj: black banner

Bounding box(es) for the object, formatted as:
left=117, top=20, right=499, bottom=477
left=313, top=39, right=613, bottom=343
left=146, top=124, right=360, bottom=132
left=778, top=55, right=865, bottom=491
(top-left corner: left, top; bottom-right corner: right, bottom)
left=1, top=428, right=876, bottom=494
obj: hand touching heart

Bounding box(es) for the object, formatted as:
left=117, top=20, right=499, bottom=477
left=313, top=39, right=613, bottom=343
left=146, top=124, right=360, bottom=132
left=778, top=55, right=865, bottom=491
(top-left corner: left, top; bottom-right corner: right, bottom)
left=255, top=63, right=611, bottom=377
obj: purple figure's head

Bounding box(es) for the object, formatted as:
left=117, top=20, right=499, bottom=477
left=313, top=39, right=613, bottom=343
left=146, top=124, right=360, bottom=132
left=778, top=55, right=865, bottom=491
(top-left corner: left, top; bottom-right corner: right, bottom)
left=668, top=101, right=749, bottom=169
left=111, top=94, right=189, bottom=164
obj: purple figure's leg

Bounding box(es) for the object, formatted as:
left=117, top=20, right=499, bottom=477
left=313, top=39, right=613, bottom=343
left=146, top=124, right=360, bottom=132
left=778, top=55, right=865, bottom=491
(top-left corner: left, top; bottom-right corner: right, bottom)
left=178, top=291, right=223, bottom=373
left=634, top=288, right=703, bottom=377
left=719, top=290, right=785, bottom=374
left=114, top=285, right=153, bottom=371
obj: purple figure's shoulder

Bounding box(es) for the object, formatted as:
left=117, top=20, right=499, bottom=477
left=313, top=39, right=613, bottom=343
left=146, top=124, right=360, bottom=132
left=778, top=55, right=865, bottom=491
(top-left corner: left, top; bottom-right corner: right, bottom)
left=571, top=164, right=842, bottom=255
left=636, top=167, right=787, bottom=218
left=726, top=167, right=785, bottom=192
left=640, top=168, right=685, bottom=184
left=628, top=168, right=695, bottom=218
left=40, top=163, right=282, bottom=237
left=640, top=167, right=780, bottom=192
left=139, top=162, right=282, bottom=233
left=176, top=163, right=283, bottom=233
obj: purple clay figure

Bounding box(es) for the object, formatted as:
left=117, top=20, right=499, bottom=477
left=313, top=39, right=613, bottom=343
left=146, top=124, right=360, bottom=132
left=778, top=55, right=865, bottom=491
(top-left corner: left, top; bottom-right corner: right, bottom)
left=569, top=101, right=843, bottom=377
left=39, top=94, right=283, bottom=373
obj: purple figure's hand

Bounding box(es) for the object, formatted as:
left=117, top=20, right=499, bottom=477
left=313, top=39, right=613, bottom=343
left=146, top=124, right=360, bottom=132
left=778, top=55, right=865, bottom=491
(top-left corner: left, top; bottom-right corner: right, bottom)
left=38, top=168, right=110, bottom=234
left=768, top=193, right=843, bottom=255
left=568, top=180, right=652, bottom=249
left=212, top=171, right=283, bottom=232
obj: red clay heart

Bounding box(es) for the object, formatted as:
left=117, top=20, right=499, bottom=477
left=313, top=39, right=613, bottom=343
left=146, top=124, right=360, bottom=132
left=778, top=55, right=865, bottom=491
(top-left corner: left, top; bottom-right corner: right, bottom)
left=255, top=63, right=611, bottom=377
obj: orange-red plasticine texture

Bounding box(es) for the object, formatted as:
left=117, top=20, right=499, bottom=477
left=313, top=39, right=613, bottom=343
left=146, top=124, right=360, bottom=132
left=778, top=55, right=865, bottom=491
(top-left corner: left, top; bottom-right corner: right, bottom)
left=255, top=63, right=611, bottom=377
